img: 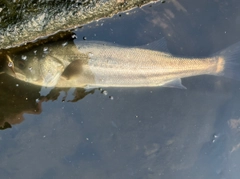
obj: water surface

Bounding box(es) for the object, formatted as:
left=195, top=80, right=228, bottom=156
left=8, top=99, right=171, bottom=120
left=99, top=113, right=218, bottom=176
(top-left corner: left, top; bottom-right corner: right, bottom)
left=1, top=0, right=240, bottom=178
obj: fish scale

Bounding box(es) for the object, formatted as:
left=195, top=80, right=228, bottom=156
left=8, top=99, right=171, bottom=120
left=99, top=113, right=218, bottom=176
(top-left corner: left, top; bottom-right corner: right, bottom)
left=6, top=38, right=239, bottom=89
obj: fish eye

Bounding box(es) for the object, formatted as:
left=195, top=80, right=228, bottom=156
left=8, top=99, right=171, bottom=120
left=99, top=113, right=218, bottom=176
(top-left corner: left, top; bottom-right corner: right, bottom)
left=17, top=60, right=26, bottom=69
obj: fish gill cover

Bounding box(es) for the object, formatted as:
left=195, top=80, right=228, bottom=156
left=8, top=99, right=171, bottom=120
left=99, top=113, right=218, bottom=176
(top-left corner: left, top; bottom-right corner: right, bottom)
left=0, top=0, right=157, bottom=49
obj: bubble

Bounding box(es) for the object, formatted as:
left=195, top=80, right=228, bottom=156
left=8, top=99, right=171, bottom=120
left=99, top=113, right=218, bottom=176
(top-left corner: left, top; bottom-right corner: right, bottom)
left=21, top=55, right=27, bottom=60
left=43, top=47, right=48, bottom=53
left=62, top=42, right=68, bottom=47
left=33, top=50, right=37, bottom=55
left=212, top=134, right=219, bottom=143
left=28, top=67, right=32, bottom=71
left=72, top=34, right=77, bottom=39
left=35, top=98, right=39, bottom=103
left=16, top=84, right=19, bottom=87
left=8, top=61, right=13, bottom=67
left=102, top=90, right=108, bottom=95
left=109, top=96, right=114, bottom=100
left=83, top=36, right=87, bottom=40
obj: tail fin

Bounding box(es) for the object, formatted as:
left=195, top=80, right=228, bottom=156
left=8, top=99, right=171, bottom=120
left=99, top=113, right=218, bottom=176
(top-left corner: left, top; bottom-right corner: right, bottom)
left=215, top=41, right=240, bottom=79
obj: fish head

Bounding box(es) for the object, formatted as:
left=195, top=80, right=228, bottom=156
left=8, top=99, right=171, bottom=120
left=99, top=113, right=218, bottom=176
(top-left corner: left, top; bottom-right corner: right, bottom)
left=9, top=53, right=64, bottom=87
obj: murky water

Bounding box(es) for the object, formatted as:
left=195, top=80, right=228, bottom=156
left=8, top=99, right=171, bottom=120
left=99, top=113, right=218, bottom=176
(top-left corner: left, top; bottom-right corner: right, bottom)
left=1, top=0, right=240, bottom=178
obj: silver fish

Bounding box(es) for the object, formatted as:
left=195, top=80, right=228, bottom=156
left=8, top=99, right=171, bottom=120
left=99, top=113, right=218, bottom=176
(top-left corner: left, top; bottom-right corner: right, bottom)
left=6, top=39, right=240, bottom=88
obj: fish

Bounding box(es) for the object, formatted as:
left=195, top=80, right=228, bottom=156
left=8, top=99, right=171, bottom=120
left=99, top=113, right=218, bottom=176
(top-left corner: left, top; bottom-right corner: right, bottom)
left=0, top=0, right=158, bottom=50
left=5, top=38, right=240, bottom=89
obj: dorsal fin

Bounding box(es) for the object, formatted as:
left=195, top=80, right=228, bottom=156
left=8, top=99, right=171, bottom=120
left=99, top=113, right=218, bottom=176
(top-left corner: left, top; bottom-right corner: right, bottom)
left=76, top=40, right=121, bottom=48
left=137, top=38, right=169, bottom=53
left=76, top=38, right=169, bottom=53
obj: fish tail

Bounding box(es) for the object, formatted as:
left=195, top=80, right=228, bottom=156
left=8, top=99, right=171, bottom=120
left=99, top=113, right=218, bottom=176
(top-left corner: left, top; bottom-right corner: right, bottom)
left=214, top=41, right=240, bottom=79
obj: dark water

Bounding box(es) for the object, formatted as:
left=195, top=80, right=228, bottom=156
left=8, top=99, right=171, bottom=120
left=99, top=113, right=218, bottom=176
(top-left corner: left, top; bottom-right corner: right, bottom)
left=1, top=0, right=240, bottom=178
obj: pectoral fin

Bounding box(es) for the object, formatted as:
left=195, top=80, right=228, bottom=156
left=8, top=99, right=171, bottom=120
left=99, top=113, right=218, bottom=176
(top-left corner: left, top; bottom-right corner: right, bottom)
left=162, top=79, right=187, bottom=89
left=61, top=60, right=83, bottom=80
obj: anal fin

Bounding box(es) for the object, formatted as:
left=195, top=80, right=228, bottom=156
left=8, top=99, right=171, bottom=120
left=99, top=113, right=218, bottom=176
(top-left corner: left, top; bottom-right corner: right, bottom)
left=161, top=79, right=187, bottom=89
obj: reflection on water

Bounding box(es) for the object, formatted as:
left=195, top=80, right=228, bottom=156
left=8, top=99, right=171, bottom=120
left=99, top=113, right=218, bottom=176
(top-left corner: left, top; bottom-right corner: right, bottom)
left=0, top=73, right=41, bottom=129
left=0, top=73, right=94, bottom=130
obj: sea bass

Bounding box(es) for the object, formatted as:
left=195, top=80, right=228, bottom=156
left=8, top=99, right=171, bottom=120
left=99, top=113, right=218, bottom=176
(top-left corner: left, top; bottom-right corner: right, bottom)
left=5, top=39, right=240, bottom=88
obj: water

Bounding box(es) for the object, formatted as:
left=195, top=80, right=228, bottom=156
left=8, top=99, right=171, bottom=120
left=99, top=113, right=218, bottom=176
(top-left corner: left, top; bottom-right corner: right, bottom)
left=1, top=0, right=240, bottom=178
